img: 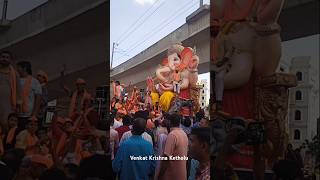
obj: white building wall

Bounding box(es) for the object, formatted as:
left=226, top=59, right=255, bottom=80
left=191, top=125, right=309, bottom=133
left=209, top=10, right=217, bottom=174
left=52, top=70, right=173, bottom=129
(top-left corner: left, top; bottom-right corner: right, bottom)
left=286, top=55, right=319, bottom=148
left=198, top=79, right=208, bottom=109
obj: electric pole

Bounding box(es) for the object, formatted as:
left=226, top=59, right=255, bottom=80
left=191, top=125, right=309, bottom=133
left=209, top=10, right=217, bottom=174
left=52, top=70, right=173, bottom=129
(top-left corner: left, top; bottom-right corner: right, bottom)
left=2, top=0, right=8, bottom=20
left=200, top=0, right=203, bottom=7
left=110, top=42, right=117, bottom=70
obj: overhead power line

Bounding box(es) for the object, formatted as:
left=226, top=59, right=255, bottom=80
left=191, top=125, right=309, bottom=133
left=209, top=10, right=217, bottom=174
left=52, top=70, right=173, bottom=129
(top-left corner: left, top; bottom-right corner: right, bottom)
left=116, top=0, right=197, bottom=62
left=116, top=0, right=164, bottom=45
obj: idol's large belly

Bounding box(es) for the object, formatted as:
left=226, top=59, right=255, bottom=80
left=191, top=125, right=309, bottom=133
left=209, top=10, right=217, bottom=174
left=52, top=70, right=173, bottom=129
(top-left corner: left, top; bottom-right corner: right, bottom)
left=222, top=23, right=255, bottom=89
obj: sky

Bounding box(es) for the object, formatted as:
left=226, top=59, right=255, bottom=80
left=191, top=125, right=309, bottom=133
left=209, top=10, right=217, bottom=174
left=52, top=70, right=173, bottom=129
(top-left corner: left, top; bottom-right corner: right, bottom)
left=282, top=34, right=319, bottom=89
left=0, top=0, right=48, bottom=20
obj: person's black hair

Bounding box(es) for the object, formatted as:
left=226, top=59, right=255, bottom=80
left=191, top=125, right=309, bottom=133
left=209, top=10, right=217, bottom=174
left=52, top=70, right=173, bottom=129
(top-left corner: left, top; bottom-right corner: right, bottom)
left=115, top=81, right=120, bottom=85
left=132, top=118, right=146, bottom=135
left=183, top=117, right=192, bottom=127
left=78, top=154, right=112, bottom=180
left=7, top=113, right=18, bottom=120
left=134, top=110, right=148, bottom=120
left=0, top=50, right=13, bottom=59
left=191, top=127, right=210, bottom=146
left=39, top=168, right=67, bottom=180
left=122, top=115, right=132, bottom=126
left=17, top=61, right=32, bottom=75
left=168, top=113, right=181, bottom=127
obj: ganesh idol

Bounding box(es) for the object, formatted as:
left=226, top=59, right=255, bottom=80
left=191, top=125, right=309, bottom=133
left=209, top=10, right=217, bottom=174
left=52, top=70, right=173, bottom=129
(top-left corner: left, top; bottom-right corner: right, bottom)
left=212, top=0, right=285, bottom=109
left=152, top=43, right=200, bottom=115
left=212, top=0, right=288, bottom=179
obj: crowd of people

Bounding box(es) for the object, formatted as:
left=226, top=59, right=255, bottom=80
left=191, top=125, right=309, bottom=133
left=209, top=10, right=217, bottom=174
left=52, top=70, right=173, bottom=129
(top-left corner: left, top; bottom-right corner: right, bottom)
left=0, top=51, right=110, bottom=180
left=109, top=80, right=211, bottom=180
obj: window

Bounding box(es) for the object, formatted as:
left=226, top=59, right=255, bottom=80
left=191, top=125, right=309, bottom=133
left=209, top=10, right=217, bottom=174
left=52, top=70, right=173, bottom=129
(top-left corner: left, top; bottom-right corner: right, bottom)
left=296, top=72, right=302, bottom=81
left=295, top=91, right=302, bottom=100
left=280, top=67, right=285, bottom=72
left=202, top=97, right=205, bottom=100
left=202, top=103, right=204, bottom=106
left=295, top=110, right=301, bottom=120
left=202, top=90, right=205, bottom=93
left=202, top=84, right=204, bottom=88
left=294, top=129, right=301, bottom=140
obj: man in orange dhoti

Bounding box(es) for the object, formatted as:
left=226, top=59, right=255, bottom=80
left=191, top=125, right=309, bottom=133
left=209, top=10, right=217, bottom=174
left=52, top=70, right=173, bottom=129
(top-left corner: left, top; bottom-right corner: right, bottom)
left=68, top=78, right=92, bottom=120
left=0, top=51, right=22, bottom=131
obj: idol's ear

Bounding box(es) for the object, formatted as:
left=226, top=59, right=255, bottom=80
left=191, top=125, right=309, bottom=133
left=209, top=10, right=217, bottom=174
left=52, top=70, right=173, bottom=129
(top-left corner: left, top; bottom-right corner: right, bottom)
left=178, top=47, right=193, bottom=70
